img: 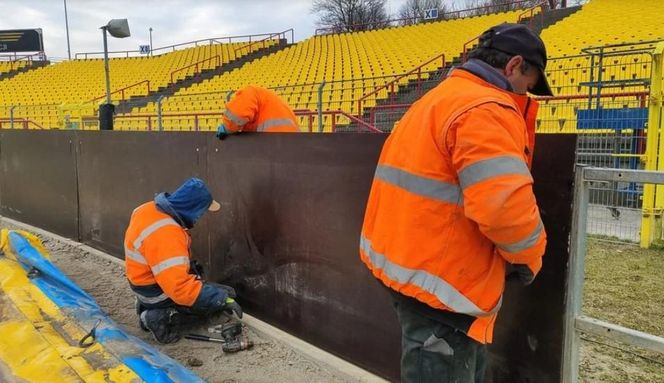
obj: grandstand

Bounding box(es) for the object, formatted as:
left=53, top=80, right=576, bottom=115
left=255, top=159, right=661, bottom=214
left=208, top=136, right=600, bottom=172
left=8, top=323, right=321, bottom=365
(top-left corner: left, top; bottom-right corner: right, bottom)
left=140, top=9, right=524, bottom=131
left=0, top=0, right=663, bottom=134
left=0, top=37, right=282, bottom=129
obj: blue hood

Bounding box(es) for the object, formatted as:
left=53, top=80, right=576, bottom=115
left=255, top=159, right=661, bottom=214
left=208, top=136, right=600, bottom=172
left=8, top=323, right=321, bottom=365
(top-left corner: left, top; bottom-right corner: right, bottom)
left=154, top=177, right=214, bottom=229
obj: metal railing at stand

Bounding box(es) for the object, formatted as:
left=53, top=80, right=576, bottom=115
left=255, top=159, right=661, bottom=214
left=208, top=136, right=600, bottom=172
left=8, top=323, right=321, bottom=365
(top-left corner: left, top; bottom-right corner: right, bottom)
left=516, top=1, right=547, bottom=29
left=233, top=29, right=293, bottom=56
left=0, top=52, right=47, bottom=67
left=563, top=166, right=664, bottom=383
left=88, top=79, right=152, bottom=104
left=170, top=55, right=221, bottom=85
left=73, top=30, right=293, bottom=59
left=314, top=0, right=544, bottom=35
left=356, top=53, right=446, bottom=117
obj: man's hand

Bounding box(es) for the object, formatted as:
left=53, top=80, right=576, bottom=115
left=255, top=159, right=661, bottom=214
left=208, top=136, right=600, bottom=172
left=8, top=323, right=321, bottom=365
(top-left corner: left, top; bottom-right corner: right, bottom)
left=223, top=297, right=243, bottom=319
left=216, top=123, right=228, bottom=140
left=505, top=263, right=535, bottom=285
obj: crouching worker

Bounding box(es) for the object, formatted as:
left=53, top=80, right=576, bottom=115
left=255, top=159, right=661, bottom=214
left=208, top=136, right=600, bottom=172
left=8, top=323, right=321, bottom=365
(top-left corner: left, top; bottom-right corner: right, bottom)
left=124, top=177, right=242, bottom=344
left=216, top=85, right=300, bottom=139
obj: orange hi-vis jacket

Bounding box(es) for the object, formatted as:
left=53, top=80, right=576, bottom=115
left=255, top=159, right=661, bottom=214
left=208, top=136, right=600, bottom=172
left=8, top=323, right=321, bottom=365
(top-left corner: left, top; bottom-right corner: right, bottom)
left=360, top=68, right=546, bottom=344
left=124, top=201, right=202, bottom=307
left=222, top=86, right=300, bottom=133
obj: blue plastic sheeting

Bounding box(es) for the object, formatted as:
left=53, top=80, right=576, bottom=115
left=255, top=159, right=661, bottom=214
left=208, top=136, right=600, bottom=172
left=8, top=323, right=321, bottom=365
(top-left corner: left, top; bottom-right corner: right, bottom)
left=8, top=231, right=204, bottom=383
left=576, top=107, right=648, bottom=130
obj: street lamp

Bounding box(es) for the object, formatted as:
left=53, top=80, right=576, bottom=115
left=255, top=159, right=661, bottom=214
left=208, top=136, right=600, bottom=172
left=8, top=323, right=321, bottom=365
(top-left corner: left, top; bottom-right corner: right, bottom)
left=99, top=18, right=130, bottom=130
left=149, top=27, right=153, bottom=57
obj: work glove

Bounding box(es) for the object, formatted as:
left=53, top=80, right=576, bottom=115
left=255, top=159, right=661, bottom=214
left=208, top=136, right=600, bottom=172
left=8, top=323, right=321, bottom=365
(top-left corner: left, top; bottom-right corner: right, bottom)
left=208, top=282, right=237, bottom=299
left=505, top=263, right=535, bottom=286
left=216, top=123, right=228, bottom=140
left=223, top=297, right=243, bottom=319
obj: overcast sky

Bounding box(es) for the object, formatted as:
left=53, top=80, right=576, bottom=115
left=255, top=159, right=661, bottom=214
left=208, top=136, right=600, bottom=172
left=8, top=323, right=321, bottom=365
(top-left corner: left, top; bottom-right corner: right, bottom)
left=0, top=0, right=477, bottom=61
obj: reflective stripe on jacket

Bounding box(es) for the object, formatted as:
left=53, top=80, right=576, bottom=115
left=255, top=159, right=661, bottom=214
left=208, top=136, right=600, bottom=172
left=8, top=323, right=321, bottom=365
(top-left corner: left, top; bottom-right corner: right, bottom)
left=222, top=86, right=300, bottom=133
left=360, top=68, right=546, bottom=344
left=124, top=201, right=202, bottom=307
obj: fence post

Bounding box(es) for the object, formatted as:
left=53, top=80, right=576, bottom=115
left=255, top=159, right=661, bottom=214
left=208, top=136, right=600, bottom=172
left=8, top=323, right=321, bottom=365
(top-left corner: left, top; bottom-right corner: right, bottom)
left=157, top=95, right=165, bottom=131
left=561, top=165, right=590, bottom=383
left=640, top=42, right=664, bottom=248
left=317, top=81, right=325, bottom=133
left=9, top=105, right=16, bottom=129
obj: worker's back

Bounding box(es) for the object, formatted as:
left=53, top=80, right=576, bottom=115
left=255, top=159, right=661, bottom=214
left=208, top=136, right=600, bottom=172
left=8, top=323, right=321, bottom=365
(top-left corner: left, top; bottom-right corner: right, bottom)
left=223, top=85, right=299, bottom=132
left=125, top=201, right=201, bottom=307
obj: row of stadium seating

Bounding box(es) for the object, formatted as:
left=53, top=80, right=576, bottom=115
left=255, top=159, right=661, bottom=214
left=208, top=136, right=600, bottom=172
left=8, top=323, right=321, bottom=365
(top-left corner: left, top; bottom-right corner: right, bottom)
left=0, top=60, right=30, bottom=74
left=0, top=40, right=277, bottom=128
left=536, top=0, right=663, bottom=133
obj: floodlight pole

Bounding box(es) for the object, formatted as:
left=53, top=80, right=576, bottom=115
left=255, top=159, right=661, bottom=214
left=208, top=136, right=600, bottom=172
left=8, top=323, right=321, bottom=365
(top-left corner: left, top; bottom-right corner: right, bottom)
left=64, top=0, right=71, bottom=60
left=149, top=27, right=153, bottom=56
left=101, top=26, right=112, bottom=105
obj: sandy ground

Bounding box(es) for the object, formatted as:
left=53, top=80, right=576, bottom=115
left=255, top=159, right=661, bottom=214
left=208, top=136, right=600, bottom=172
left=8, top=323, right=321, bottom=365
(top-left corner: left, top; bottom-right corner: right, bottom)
left=1, top=222, right=349, bottom=383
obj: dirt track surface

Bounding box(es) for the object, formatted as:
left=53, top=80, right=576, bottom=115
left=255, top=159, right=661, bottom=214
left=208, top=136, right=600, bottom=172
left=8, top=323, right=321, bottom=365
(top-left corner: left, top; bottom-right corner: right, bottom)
left=2, top=223, right=349, bottom=383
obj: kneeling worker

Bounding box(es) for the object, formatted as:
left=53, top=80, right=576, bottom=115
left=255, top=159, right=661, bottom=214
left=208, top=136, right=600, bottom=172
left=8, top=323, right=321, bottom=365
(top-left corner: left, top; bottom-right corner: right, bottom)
left=124, top=177, right=242, bottom=344
left=216, top=85, right=300, bottom=138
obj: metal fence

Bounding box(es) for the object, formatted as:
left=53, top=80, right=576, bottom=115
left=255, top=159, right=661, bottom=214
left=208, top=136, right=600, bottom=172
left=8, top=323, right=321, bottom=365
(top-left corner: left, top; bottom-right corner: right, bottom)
left=563, top=166, right=664, bottom=383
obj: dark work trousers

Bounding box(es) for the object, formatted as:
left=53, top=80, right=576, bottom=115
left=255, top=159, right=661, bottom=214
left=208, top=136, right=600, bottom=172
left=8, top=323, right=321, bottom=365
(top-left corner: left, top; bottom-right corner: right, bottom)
left=391, top=292, right=488, bottom=383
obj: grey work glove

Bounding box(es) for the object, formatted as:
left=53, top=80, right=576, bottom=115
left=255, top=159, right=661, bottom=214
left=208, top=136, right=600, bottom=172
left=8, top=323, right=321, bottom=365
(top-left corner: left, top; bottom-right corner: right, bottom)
left=505, top=264, right=535, bottom=286
left=223, top=297, right=243, bottom=319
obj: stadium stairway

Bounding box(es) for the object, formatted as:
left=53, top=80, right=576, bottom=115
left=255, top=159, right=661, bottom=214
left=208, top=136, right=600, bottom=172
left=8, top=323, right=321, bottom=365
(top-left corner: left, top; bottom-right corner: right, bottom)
left=115, top=39, right=290, bottom=114
left=0, top=60, right=49, bottom=82
left=345, top=5, right=583, bottom=132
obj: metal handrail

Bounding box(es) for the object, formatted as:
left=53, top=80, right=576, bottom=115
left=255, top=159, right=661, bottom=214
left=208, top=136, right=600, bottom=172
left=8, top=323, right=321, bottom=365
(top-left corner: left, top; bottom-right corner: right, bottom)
left=536, top=91, right=648, bottom=102
left=170, top=55, right=221, bottom=85
left=581, top=39, right=664, bottom=56
left=516, top=1, right=547, bottom=29
left=88, top=79, right=151, bottom=103
left=294, top=109, right=382, bottom=133
left=234, top=29, right=293, bottom=56
left=74, top=31, right=292, bottom=59
left=315, top=0, right=537, bottom=35
left=462, top=34, right=481, bottom=63
left=356, top=53, right=446, bottom=115
left=0, top=117, right=45, bottom=129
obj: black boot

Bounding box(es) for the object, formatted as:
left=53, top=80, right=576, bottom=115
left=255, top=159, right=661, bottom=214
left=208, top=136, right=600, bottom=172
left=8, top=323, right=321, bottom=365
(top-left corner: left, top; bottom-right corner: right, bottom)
left=140, top=308, right=181, bottom=344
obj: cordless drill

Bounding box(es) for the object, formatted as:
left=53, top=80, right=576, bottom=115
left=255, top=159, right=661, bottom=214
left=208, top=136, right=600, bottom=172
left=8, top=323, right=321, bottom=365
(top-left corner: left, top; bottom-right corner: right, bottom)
left=219, top=321, right=253, bottom=353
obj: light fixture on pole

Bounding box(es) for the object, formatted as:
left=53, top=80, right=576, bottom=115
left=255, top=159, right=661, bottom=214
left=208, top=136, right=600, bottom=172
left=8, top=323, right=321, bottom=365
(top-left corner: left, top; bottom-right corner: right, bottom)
left=99, top=18, right=130, bottom=130
left=149, top=27, right=153, bottom=56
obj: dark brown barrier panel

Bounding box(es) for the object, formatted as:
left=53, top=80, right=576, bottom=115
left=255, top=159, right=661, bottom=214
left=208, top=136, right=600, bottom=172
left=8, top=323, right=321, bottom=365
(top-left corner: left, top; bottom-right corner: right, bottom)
left=75, top=131, right=210, bottom=261
left=206, top=133, right=402, bottom=379
left=207, top=133, right=575, bottom=382
left=0, top=130, right=79, bottom=239
left=487, top=134, right=577, bottom=383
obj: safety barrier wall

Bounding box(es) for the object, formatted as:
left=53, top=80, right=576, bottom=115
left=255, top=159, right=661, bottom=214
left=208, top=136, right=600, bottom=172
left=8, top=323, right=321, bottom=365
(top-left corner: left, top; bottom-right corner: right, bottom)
left=0, top=130, right=575, bottom=382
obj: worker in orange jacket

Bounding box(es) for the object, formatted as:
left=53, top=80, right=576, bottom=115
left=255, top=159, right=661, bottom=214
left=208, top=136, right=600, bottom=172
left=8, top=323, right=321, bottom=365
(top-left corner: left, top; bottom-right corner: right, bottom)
left=216, top=85, right=299, bottom=138
left=124, top=177, right=242, bottom=344
left=360, top=24, right=552, bottom=382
